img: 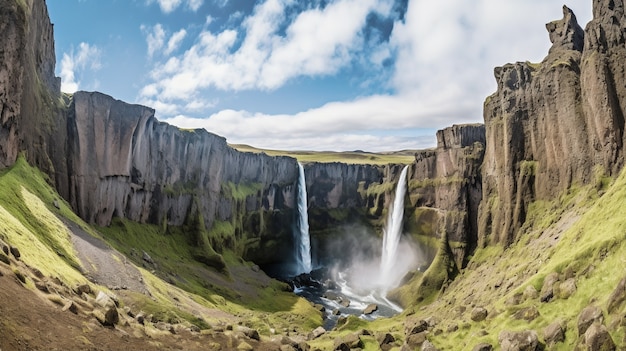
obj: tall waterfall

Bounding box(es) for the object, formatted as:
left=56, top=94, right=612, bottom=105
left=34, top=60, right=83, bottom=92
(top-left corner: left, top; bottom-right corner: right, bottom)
left=294, top=162, right=312, bottom=275
left=380, top=165, right=409, bottom=287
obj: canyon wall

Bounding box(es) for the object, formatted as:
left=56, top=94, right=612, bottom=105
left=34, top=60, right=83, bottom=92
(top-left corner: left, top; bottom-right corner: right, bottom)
left=478, top=3, right=626, bottom=246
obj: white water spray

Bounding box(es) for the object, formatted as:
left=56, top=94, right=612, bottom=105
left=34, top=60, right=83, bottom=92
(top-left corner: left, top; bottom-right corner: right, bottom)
left=379, top=165, right=409, bottom=287
left=294, top=163, right=312, bottom=274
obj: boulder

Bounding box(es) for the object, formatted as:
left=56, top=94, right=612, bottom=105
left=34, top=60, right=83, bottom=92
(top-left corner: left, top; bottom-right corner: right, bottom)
left=237, top=341, right=254, bottom=351
left=0, top=253, right=10, bottom=265
left=512, top=306, right=540, bottom=321
left=95, top=291, right=116, bottom=309
left=9, top=246, right=20, bottom=259
left=62, top=301, right=78, bottom=314
left=421, top=340, right=439, bottom=351
left=363, top=304, right=378, bottom=315
left=523, top=285, right=539, bottom=300
left=405, top=332, right=427, bottom=349
left=313, top=304, right=325, bottom=313
left=376, top=332, right=395, bottom=346
left=236, top=326, right=260, bottom=341
left=584, top=323, right=615, bottom=351
left=472, top=343, right=493, bottom=351
left=104, top=306, right=119, bottom=326
left=470, top=307, right=488, bottom=322
left=498, top=330, right=540, bottom=351
left=310, top=326, right=325, bottom=339
left=555, top=278, right=576, bottom=299
left=333, top=333, right=362, bottom=350
left=540, top=273, right=559, bottom=303
left=405, top=317, right=429, bottom=335
left=74, top=284, right=91, bottom=295
left=607, top=275, right=626, bottom=313
left=577, top=305, right=603, bottom=336
left=543, top=321, right=565, bottom=346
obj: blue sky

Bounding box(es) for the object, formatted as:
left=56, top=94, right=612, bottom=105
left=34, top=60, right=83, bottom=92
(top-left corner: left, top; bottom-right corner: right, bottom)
left=47, top=0, right=591, bottom=152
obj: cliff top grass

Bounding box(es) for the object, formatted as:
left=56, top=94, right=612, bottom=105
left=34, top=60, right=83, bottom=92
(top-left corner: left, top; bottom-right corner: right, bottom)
left=230, top=144, right=418, bottom=165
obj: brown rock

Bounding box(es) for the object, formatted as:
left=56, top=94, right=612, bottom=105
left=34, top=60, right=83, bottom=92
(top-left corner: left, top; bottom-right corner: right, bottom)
left=577, top=305, right=603, bottom=336
left=498, top=330, right=539, bottom=351
left=540, top=273, right=559, bottom=303
left=62, top=301, right=78, bottom=314
left=310, top=326, right=325, bottom=339
left=405, top=332, right=427, bottom=348
left=0, top=253, right=10, bottom=265
left=421, top=340, right=439, bottom=351
left=584, top=323, right=616, bottom=351
left=363, top=304, right=378, bottom=315
left=236, top=326, right=260, bottom=341
left=607, top=275, right=626, bottom=313
left=512, top=306, right=540, bottom=321
left=472, top=343, right=493, bottom=351
left=104, top=306, right=119, bottom=326
left=555, top=278, right=576, bottom=299
left=405, top=316, right=429, bottom=335
left=9, top=246, right=20, bottom=259
left=543, top=320, right=565, bottom=346
left=470, top=307, right=488, bottom=322
left=333, top=333, right=362, bottom=350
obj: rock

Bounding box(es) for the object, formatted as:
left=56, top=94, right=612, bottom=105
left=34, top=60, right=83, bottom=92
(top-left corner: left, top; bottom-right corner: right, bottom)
left=333, top=333, right=362, bottom=350
left=62, top=301, right=78, bottom=314
left=251, top=264, right=260, bottom=272
left=237, top=341, right=254, bottom=351
left=236, top=326, right=260, bottom=341
left=0, top=253, right=10, bottom=265
left=53, top=199, right=60, bottom=209
left=95, top=291, right=115, bottom=309
left=540, top=273, right=559, bottom=303
left=607, top=275, right=626, bottom=313
left=470, top=307, right=488, bottom=322
left=376, top=332, right=395, bottom=346
left=405, top=332, right=427, bottom=349
left=313, top=304, right=325, bottom=313
left=35, top=281, right=49, bottom=293
left=136, top=313, right=145, bottom=325
left=472, top=343, right=493, bottom=351
left=9, top=246, right=20, bottom=260
left=446, top=324, right=458, bottom=332
left=523, top=285, right=539, bottom=300
left=332, top=309, right=341, bottom=316
left=555, top=278, right=576, bottom=299
left=2, top=245, right=8, bottom=255
left=577, top=305, right=603, bottom=336
left=506, top=292, right=523, bottom=306
left=104, top=306, right=119, bottom=326
left=142, top=251, right=154, bottom=264
left=405, top=317, right=429, bottom=335
left=421, top=340, right=439, bottom=351
left=543, top=321, right=565, bottom=346
left=280, top=346, right=297, bottom=351
left=363, top=304, right=378, bottom=315
left=512, top=306, right=540, bottom=321
left=498, top=330, right=539, bottom=351
left=339, top=297, right=350, bottom=308
left=311, top=326, right=326, bottom=339
left=584, top=323, right=616, bottom=351
left=74, top=284, right=91, bottom=295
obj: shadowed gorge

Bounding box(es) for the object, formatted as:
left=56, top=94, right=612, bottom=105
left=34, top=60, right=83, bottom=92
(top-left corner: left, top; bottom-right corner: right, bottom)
left=1, top=0, right=626, bottom=350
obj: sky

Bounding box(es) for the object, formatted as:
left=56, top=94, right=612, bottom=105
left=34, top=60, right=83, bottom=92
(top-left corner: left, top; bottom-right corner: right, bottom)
left=47, top=0, right=592, bottom=152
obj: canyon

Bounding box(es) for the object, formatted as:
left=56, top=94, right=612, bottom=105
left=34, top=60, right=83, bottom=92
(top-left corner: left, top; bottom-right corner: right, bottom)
left=0, top=0, right=625, bottom=350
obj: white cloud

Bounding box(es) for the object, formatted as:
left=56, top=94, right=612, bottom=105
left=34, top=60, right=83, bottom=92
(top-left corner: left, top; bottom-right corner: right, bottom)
left=148, top=0, right=203, bottom=13
left=140, top=0, right=391, bottom=105
left=145, top=0, right=593, bottom=151
left=142, top=24, right=187, bottom=57
left=59, top=42, right=101, bottom=93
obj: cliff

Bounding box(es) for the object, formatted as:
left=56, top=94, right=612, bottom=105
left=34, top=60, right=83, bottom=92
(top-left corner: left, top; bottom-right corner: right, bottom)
left=0, top=0, right=60, bottom=171
left=478, top=3, right=626, bottom=246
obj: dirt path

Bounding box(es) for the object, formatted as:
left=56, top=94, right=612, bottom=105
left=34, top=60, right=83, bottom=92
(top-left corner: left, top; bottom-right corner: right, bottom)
left=65, top=220, right=148, bottom=294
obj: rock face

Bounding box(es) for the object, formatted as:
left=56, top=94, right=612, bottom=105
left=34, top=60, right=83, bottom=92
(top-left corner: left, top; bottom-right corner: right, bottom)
left=479, top=4, right=626, bottom=246
left=407, top=124, right=485, bottom=266
left=0, top=0, right=61, bottom=170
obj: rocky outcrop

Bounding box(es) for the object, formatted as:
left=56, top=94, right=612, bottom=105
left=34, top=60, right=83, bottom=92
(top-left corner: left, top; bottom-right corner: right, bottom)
left=0, top=0, right=61, bottom=170
left=479, top=4, right=626, bottom=246
left=407, top=124, right=485, bottom=267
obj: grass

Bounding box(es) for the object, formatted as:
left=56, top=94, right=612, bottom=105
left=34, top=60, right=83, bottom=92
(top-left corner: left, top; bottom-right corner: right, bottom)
left=230, top=144, right=417, bottom=165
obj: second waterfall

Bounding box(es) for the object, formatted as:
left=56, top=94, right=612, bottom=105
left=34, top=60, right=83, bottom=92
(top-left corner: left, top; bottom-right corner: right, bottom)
left=294, top=162, right=312, bottom=275
left=379, top=165, right=409, bottom=287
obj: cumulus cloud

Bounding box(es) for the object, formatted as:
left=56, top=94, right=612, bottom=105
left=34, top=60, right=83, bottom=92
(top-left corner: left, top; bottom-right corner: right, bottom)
left=147, top=0, right=203, bottom=13
left=142, top=0, right=591, bottom=151
left=141, top=24, right=187, bottom=57
left=59, top=42, right=101, bottom=93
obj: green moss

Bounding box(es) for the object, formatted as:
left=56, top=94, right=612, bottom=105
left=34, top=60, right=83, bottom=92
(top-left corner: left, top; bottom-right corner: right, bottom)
left=408, top=176, right=465, bottom=190
left=519, top=160, right=537, bottom=177
left=221, top=181, right=263, bottom=201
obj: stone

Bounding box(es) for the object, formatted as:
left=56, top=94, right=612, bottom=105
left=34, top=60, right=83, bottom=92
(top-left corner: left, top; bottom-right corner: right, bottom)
left=543, top=321, right=565, bottom=346
left=62, top=301, right=78, bottom=314
left=237, top=341, right=254, bottom=351
left=136, top=313, right=145, bottom=325
left=313, top=304, right=325, bottom=313
left=363, top=304, right=378, bottom=315
left=607, top=275, right=626, bottom=313
left=405, top=332, right=427, bottom=349
left=0, top=253, right=10, bottom=265
left=470, top=307, right=488, bottom=322
left=577, top=305, right=603, bottom=336
left=1, top=245, right=8, bottom=255
left=311, top=326, right=325, bottom=339
left=498, top=330, right=539, bottom=351
left=555, top=278, right=576, bottom=299
left=104, top=306, right=119, bottom=326
left=523, top=285, right=539, bottom=300
left=236, top=326, right=260, bottom=341
left=376, top=332, right=395, bottom=346
left=472, top=343, right=493, bottom=351
left=421, top=340, right=439, bottom=351
left=339, top=297, right=350, bottom=308
left=405, top=317, right=429, bottom=335
left=35, top=281, right=49, bottom=293
left=142, top=251, right=154, bottom=264
left=280, top=346, right=297, bottom=351
left=512, top=306, right=540, bottom=321
left=333, top=333, right=362, bottom=350
left=95, top=291, right=115, bottom=309
left=540, top=273, right=559, bottom=303
left=74, top=284, right=91, bottom=295
left=584, top=323, right=616, bottom=351
left=9, top=246, right=20, bottom=260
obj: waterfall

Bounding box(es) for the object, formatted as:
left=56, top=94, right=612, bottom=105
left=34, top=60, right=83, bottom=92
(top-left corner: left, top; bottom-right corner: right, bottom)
left=294, top=162, right=312, bottom=275
left=380, top=165, right=409, bottom=287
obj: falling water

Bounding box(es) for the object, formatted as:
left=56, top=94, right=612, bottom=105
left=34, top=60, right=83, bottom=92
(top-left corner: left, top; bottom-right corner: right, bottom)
left=294, top=162, right=312, bottom=275
left=380, top=165, right=409, bottom=287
